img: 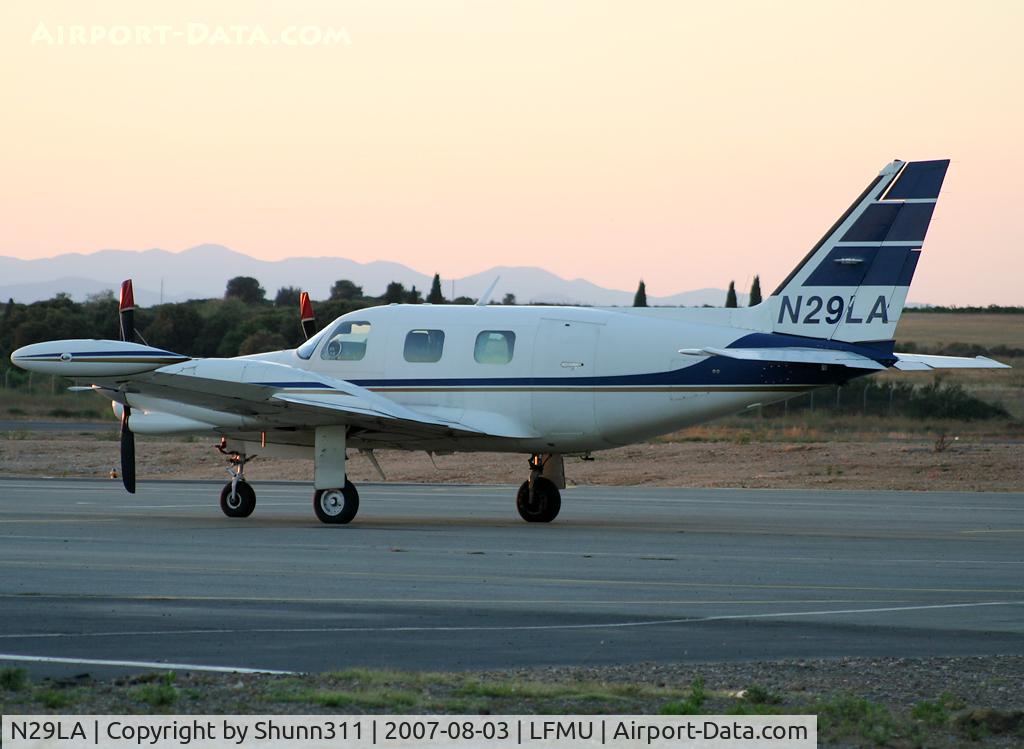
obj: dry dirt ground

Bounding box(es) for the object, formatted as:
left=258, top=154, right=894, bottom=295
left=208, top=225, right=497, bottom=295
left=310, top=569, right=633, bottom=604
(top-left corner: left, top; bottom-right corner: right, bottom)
left=1, top=431, right=1021, bottom=492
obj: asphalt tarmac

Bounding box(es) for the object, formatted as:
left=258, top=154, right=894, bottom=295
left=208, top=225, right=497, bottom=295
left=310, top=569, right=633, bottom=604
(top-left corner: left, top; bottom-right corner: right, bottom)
left=0, top=478, right=1022, bottom=677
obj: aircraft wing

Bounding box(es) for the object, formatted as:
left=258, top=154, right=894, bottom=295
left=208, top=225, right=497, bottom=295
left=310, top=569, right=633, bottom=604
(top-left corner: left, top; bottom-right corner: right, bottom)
left=123, top=358, right=494, bottom=437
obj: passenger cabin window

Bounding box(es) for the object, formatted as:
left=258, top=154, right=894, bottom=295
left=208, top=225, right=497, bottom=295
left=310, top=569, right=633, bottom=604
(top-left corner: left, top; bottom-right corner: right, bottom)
left=320, top=321, right=371, bottom=361
left=474, top=330, right=515, bottom=364
left=404, top=329, right=445, bottom=363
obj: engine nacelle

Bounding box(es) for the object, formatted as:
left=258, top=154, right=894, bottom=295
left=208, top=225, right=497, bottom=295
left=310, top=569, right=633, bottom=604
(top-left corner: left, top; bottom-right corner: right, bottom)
left=10, top=339, right=189, bottom=377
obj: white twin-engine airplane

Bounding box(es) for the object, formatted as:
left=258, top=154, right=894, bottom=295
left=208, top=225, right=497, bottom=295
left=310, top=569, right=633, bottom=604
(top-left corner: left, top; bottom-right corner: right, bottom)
left=11, top=159, right=1008, bottom=524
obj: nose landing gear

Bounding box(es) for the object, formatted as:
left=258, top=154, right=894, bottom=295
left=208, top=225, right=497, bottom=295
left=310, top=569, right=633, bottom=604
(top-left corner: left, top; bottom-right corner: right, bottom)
left=217, top=439, right=256, bottom=518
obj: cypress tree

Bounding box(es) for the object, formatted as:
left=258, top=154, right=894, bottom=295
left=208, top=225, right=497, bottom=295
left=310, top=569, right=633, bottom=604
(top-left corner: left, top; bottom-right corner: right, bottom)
left=633, top=280, right=648, bottom=307
left=427, top=273, right=445, bottom=304
left=725, top=281, right=738, bottom=308
left=749, top=275, right=762, bottom=306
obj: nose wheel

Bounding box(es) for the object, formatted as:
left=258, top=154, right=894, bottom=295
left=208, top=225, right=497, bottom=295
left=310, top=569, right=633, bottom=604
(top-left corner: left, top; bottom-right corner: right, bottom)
left=220, top=480, right=256, bottom=517
left=217, top=439, right=256, bottom=518
left=313, top=480, right=360, bottom=524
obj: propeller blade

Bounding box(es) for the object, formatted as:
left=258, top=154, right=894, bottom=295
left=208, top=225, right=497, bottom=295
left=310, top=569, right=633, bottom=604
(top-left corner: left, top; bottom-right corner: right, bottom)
left=120, top=405, right=136, bottom=494
left=299, top=291, right=317, bottom=341
left=119, top=279, right=135, bottom=343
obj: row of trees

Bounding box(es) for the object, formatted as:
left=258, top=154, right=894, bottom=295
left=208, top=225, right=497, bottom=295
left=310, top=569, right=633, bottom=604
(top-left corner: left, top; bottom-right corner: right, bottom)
left=0, top=272, right=520, bottom=363
left=0, top=273, right=771, bottom=364
left=227, top=273, right=516, bottom=307
left=631, top=276, right=762, bottom=308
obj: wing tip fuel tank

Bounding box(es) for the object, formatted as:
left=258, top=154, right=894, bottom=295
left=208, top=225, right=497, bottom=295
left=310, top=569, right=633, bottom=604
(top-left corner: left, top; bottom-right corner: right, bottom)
left=10, top=339, right=190, bottom=376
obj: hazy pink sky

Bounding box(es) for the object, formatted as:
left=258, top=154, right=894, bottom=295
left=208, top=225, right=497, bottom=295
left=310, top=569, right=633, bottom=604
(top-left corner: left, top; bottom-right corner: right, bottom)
left=2, top=1, right=1022, bottom=304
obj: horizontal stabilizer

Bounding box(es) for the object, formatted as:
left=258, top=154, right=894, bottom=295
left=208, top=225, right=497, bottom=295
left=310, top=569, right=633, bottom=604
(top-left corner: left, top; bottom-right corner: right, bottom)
left=892, top=354, right=1011, bottom=371
left=679, top=346, right=886, bottom=370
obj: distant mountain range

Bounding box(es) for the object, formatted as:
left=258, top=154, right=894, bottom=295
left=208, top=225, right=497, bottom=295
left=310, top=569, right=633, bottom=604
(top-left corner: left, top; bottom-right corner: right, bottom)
left=0, top=244, right=745, bottom=307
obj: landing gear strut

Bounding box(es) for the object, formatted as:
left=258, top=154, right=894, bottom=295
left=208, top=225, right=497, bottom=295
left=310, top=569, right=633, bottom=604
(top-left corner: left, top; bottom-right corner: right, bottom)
left=516, top=454, right=562, bottom=523
left=312, top=425, right=359, bottom=525
left=217, top=439, right=256, bottom=518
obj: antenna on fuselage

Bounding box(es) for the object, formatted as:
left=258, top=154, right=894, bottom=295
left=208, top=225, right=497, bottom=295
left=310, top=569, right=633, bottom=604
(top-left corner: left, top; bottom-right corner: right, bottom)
left=475, top=276, right=501, bottom=306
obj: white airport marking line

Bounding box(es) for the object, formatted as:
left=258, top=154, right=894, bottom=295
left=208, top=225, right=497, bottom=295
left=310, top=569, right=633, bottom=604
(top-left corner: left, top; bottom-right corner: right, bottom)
left=0, top=653, right=293, bottom=674
left=0, top=601, right=1019, bottom=641
left=0, top=519, right=116, bottom=524
left=1, top=558, right=1021, bottom=595
left=961, top=529, right=1024, bottom=534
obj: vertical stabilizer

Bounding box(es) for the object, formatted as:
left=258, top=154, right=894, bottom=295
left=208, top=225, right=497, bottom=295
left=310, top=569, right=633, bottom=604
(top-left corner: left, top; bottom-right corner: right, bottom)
left=768, top=159, right=949, bottom=344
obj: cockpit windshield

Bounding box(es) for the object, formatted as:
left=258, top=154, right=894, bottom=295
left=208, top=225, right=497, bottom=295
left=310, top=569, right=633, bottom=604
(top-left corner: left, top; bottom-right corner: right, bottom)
left=295, top=325, right=329, bottom=360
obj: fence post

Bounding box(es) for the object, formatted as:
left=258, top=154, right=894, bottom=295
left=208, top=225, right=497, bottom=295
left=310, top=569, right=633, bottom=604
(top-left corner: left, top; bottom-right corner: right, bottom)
left=835, top=385, right=841, bottom=408
left=863, top=384, right=869, bottom=414
left=888, top=382, right=895, bottom=415
left=809, top=390, right=815, bottom=413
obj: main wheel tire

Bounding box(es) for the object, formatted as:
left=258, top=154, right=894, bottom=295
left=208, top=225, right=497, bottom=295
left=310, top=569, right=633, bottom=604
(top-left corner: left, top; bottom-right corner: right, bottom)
left=516, top=477, right=561, bottom=523
left=219, top=480, right=256, bottom=518
left=313, top=480, right=360, bottom=524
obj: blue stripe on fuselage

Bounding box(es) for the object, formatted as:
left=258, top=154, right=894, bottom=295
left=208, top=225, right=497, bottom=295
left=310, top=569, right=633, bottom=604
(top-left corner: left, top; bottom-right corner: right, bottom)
left=343, top=356, right=869, bottom=389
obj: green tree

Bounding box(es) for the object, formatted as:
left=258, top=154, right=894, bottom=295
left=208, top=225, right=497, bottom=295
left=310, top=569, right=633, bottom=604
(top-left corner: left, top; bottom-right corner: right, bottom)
left=274, top=286, right=302, bottom=307
left=383, top=281, right=406, bottom=304
left=427, top=273, right=445, bottom=304
left=225, top=276, right=265, bottom=304
left=330, top=279, right=363, bottom=301
left=749, top=275, right=762, bottom=306
left=633, top=280, right=648, bottom=307
left=143, top=304, right=204, bottom=354
left=725, top=281, right=737, bottom=308
left=502, top=293, right=516, bottom=305
left=3, top=297, right=15, bottom=322
left=405, top=285, right=423, bottom=304
left=238, top=331, right=289, bottom=355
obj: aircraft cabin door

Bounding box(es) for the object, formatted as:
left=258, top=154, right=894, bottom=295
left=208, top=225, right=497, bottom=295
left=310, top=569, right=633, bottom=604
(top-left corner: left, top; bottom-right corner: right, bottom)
left=531, top=318, right=601, bottom=442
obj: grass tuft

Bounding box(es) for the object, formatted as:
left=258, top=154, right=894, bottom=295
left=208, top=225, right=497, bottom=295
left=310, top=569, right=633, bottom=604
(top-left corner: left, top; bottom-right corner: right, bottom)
left=659, top=677, right=707, bottom=715
left=0, top=667, right=29, bottom=691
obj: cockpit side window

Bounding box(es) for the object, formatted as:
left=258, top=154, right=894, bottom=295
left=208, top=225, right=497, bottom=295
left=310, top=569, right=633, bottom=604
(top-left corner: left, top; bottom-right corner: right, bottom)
left=320, top=321, right=372, bottom=361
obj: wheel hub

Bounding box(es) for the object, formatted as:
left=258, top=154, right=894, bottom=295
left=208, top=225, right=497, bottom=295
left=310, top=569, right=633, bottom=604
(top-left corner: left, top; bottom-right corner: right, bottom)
left=320, top=490, right=344, bottom=516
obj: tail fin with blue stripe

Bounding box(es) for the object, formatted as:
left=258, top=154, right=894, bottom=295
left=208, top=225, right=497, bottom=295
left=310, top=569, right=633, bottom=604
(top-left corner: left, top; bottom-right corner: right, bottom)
left=768, top=159, right=949, bottom=344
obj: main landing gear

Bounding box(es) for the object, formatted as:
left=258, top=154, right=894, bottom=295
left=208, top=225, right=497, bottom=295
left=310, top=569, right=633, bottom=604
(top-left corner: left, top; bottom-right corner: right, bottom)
left=313, top=481, right=360, bottom=524
left=516, top=454, right=563, bottom=523
left=217, top=440, right=256, bottom=518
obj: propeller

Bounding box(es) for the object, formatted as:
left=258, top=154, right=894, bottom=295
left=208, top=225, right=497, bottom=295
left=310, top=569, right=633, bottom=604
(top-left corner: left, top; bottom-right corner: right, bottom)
left=120, top=404, right=136, bottom=494
left=299, top=291, right=317, bottom=341
left=119, top=279, right=136, bottom=342
left=118, top=279, right=137, bottom=493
